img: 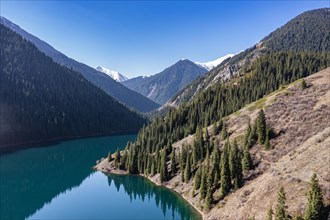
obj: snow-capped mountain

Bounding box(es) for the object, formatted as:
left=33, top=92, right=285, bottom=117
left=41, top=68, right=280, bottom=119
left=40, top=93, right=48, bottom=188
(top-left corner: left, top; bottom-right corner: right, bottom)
left=194, top=54, right=235, bottom=71
left=96, top=66, right=128, bottom=82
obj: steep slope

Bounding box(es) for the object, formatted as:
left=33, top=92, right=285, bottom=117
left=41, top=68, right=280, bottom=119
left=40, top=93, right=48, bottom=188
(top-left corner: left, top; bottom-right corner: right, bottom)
left=169, top=8, right=330, bottom=107
left=97, top=68, right=330, bottom=219
left=0, top=16, right=159, bottom=113
left=95, top=66, right=128, bottom=82
left=123, top=59, right=207, bottom=105
left=0, top=24, right=146, bottom=148
left=204, top=68, right=330, bottom=219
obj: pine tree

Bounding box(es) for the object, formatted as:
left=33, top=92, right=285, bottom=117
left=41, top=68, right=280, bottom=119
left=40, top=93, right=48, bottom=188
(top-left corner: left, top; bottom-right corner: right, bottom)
left=184, top=152, right=191, bottom=183
left=205, top=186, right=213, bottom=211
left=220, top=142, right=231, bottom=197
left=108, top=151, right=112, bottom=162
left=151, top=157, right=155, bottom=176
left=221, top=123, right=228, bottom=140
left=160, top=150, right=167, bottom=183
left=200, top=165, right=207, bottom=200
left=114, top=149, right=121, bottom=168
left=212, top=121, right=219, bottom=135
left=305, top=173, right=324, bottom=220
left=267, top=205, right=274, bottom=220
left=275, top=186, right=288, bottom=220
left=301, top=79, right=307, bottom=90
left=170, top=149, right=177, bottom=176
left=257, top=109, right=267, bottom=145
left=194, top=167, right=202, bottom=190
left=230, top=140, right=243, bottom=189
left=242, top=144, right=252, bottom=171
left=180, top=152, right=184, bottom=182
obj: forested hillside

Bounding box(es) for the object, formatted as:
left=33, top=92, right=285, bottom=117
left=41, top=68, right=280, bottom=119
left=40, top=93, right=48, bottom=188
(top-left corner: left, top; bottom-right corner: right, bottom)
left=0, top=24, right=146, bottom=148
left=96, top=8, right=330, bottom=219
left=0, top=16, right=160, bottom=113
left=169, top=8, right=330, bottom=107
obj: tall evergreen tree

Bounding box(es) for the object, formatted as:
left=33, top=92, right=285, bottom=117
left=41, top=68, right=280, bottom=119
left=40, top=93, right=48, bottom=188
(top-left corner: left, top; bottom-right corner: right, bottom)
left=257, top=109, right=267, bottom=145
left=275, top=186, right=288, bottom=220
left=170, top=149, right=177, bottom=176
left=184, top=152, right=191, bottom=183
left=220, top=142, right=231, bottom=197
left=301, top=79, right=307, bottom=90
left=114, top=149, right=121, bottom=168
left=205, top=186, right=213, bottom=211
left=242, top=144, right=252, bottom=171
left=200, top=165, right=207, bottom=200
left=108, top=151, right=112, bottom=162
left=194, top=167, right=202, bottom=190
left=267, top=205, right=274, bottom=220
left=305, top=173, right=324, bottom=220
left=160, top=150, right=168, bottom=183
left=212, top=121, right=220, bottom=135
left=230, top=140, right=243, bottom=189
left=221, top=123, right=228, bottom=140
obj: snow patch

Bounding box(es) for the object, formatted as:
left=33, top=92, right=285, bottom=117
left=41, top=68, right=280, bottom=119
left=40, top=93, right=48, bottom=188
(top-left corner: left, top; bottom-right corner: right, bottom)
left=195, top=54, right=235, bottom=71
left=96, top=66, right=128, bottom=82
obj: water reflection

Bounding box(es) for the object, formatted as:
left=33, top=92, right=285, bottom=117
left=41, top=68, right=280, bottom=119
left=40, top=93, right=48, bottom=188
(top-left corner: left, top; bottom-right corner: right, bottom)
left=0, top=135, right=200, bottom=220
left=107, top=174, right=200, bottom=220
left=0, top=135, right=135, bottom=220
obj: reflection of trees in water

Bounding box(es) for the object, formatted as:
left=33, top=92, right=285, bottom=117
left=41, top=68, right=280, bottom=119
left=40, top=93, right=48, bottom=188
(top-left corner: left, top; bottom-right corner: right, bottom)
left=108, top=174, right=200, bottom=220
left=1, top=135, right=134, bottom=220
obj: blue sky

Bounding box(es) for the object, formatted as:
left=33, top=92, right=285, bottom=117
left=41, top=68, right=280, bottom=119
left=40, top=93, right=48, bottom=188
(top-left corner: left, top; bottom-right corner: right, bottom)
left=1, top=1, right=328, bottom=78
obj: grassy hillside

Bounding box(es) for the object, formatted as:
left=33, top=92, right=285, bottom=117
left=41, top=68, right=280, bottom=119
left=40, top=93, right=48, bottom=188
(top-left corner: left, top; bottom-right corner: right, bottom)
left=98, top=68, right=330, bottom=219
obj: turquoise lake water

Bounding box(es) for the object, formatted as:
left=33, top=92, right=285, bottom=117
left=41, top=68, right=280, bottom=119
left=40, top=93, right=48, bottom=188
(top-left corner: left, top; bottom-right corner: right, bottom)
left=0, top=135, right=200, bottom=220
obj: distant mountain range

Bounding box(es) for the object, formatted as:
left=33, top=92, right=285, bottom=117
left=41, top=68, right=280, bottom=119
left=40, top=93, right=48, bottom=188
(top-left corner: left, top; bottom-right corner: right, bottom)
left=0, top=24, right=146, bottom=148
left=95, top=66, right=128, bottom=82
left=122, top=54, right=234, bottom=105
left=168, top=8, right=330, bottom=107
left=0, top=16, right=159, bottom=113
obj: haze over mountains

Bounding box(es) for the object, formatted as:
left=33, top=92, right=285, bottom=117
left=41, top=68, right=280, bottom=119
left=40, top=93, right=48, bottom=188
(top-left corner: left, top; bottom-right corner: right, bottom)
left=122, top=54, right=234, bottom=105
left=0, top=24, right=147, bottom=148
left=0, top=16, right=160, bottom=113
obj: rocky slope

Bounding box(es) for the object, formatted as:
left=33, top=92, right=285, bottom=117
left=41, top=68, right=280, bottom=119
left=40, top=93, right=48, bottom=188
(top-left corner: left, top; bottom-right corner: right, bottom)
left=168, top=8, right=330, bottom=107
left=96, top=67, right=330, bottom=219
left=123, top=59, right=208, bottom=105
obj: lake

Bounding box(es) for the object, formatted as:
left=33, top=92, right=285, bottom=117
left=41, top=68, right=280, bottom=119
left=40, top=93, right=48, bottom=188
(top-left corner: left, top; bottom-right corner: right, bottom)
left=0, top=135, right=201, bottom=220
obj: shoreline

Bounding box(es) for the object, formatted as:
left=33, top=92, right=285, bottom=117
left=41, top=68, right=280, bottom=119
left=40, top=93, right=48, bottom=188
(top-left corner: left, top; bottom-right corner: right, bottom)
left=94, top=158, right=205, bottom=219
left=0, top=131, right=138, bottom=155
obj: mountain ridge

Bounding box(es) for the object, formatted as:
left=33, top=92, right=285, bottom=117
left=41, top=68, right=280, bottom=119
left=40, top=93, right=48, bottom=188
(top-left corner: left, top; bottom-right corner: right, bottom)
left=0, top=16, right=160, bottom=113
left=123, top=59, right=207, bottom=105
left=0, top=24, right=146, bottom=148
left=168, top=8, right=330, bottom=107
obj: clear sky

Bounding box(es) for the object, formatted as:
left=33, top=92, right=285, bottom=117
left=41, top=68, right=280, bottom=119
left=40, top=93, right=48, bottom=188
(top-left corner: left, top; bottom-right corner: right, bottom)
left=1, top=1, right=328, bottom=78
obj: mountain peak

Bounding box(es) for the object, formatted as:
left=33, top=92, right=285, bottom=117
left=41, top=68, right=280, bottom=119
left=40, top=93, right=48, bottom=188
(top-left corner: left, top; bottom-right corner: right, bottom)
left=96, top=66, right=128, bottom=82
left=194, top=53, right=235, bottom=71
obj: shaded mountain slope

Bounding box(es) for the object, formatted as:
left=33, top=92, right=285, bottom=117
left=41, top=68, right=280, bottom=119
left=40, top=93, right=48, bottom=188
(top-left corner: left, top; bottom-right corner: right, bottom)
left=0, top=16, right=160, bottom=113
left=0, top=24, right=145, bottom=148
left=123, top=59, right=207, bottom=105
